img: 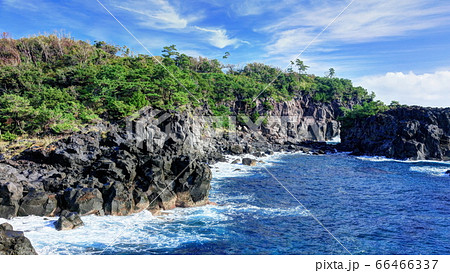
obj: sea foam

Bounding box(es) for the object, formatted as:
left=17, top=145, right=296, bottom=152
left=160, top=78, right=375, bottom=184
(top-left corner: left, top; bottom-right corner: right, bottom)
left=0, top=151, right=308, bottom=255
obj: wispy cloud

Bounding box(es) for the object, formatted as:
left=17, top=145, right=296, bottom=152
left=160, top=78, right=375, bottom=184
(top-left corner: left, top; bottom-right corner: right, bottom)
left=112, top=0, right=200, bottom=29
left=263, top=0, right=450, bottom=57
left=194, top=26, right=248, bottom=49
left=356, top=71, right=450, bottom=107
left=230, top=0, right=295, bottom=16
left=3, top=0, right=39, bottom=10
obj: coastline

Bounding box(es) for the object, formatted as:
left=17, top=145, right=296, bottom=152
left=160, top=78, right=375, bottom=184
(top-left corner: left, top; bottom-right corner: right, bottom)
left=3, top=150, right=448, bottom=254
left=0, top=150, right=304, bottom=255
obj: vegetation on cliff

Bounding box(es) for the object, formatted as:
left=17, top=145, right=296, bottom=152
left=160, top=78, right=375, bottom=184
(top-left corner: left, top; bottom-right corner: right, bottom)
left=0, top=34, right=377, bottom=140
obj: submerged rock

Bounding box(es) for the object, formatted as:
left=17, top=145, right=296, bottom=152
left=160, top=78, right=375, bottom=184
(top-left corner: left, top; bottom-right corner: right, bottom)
left=0, top=223, right=37, bottom=255
left=231, top=159, right=240, bottom=164
left=55, top=210, right=84, bottom=231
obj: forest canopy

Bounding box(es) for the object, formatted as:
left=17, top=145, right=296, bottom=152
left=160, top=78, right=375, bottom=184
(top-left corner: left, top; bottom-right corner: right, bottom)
left=0, top=34, right=381, bottom=140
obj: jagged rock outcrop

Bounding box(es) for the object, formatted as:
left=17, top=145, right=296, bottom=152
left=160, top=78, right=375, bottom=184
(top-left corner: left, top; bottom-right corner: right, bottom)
left=18, top=191, right=57, bottom=217
left=0, top=107, right=220, bottom=219
left=0, top=96, right=351, bottom=221
left=0, top=165, right=24, bottom=219
left=341, top=107, right=450, bottom=160
left=0, top=223, right=37, bottom=255
left=55, top=210, right=84, bottom=231
left=251, top=96, right=348, bottom=143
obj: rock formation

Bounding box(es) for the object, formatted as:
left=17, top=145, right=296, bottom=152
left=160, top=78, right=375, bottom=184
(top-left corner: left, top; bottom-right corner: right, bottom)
left=0, top=108, right=217, bottom=219
left=55, top=210, right=84, bottom=231
left=0, top=96, right=361, bottom=221
left=341, top=107, right=450, bottom=160
left=0, top=223, right=37, bottom=255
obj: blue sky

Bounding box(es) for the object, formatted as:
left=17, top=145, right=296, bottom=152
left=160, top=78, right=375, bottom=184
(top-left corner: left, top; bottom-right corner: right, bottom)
left=1, top=0, right=450, bottom=107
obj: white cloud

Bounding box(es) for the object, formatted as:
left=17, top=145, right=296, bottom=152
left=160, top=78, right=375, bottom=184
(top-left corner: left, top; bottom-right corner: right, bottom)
left=194, top=26, right=248, bottom=49
left=3, top=0, right=38, bottom=10
left=230, top=0, right=295, bottom=16
left=113, top=0, right=199, bottom=29
left=355, top=71, right=450, bottom=108
left=263, top=0, right=450, bottom=57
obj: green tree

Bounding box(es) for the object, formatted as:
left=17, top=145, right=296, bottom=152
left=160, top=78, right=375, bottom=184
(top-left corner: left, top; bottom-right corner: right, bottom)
left=327, top=68, right=335, bottom=78
left=0, top=94, right=35, bottom=134
left=161, top=44, right=179, bottom=66
left=294, top=59, right=309, bottom=74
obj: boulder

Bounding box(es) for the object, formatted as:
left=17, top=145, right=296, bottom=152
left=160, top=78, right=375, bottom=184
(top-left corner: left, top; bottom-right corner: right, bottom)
left=62, top=187, right=103, bottom=216
left=252, top=152, right=264, bottom=157
left=132, top=190, right=150, bottom=213
left=102, top=182, right=134, bottom=216
left=0, top=181, right=23, bottom=219
left=55, top=210, right=84, bottom=231
left=230, top=144, right=244, bottom=155
left=0, top=223, right=37, bottom=255
left=18, top=191, right=57, bottom=216
left=445, top=170, right=450, bottom=175
left=231, top=159, right=240, bottom=164
left=242, top=158, right=257, bottom=166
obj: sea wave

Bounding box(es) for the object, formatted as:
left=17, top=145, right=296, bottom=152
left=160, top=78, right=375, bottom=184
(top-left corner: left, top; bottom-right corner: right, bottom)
left=409, top=166, right=450, bottom=177
left=211, top=151, right=307, bottom=181
left=356, top=155, right=450, bottom=165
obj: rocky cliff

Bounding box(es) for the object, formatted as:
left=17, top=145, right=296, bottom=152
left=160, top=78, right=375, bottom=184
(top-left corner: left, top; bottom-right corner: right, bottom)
left=231, top=94, right=353, bottom=145
left=0, top=95, right=349, bottom=220
left=0, top=108, right=219, bottom=219
left=260, top=96, right=342, bottom=143
left=341, top=106, right=450, bottom=160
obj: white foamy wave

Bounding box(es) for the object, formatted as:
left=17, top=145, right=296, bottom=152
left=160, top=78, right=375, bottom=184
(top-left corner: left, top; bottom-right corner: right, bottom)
left=1, top=210, right=219, bottom=255
left=356, top=156, right=450, bottom=165
left=160, top=205, right=231, bottom=223
left=226, top=204, right=309, bottom=218
left=211, top=151, right=306, bottom=181
left=409, top=166, right=450, bottom=177
left=326, top=135, right=341, bottom=145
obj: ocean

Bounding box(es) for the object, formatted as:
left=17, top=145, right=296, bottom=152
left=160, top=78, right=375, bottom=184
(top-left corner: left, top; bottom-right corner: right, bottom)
left=3, top=152, right=450, bottom=255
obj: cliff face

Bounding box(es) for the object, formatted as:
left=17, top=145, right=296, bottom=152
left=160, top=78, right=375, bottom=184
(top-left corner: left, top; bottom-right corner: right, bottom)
left=233, top=95, right=352, bottom=144
left=261, top=96, right=342, bottom=143
left=0, top=95, right=349, bottom=220
left=341, top=107, right=450, bottom=160
left=0, top=108, right=219, bottom=219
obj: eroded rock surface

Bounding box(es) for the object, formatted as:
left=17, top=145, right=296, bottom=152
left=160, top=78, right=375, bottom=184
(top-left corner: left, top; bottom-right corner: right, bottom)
left=341, top=107, right=450, bottom=160
left=0, top=223, right=37, bottom=255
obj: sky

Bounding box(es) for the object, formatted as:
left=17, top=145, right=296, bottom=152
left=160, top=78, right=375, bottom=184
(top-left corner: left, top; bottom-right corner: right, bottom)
left=1, top=0, right=450, bottom=107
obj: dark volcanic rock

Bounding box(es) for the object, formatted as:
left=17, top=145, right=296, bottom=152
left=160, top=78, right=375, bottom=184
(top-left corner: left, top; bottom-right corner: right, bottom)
left=231, top=159, right=240, bottom=164
left=102, top=182, right=134, bottom=216
left=55, top=210, right=84, bottom=231
left=0, top=223, right=37, bottom=255
left=341, top=107, right=450, bottom=160
left=0, top=165, right=23, bottom=219
left=230, top=144, right=244, bottom=155
left=18, top=191, right=57, bottom=216
left=242, top=158, right=257, bottom=166
left=0, top=98, right=354, bottom=219
left=62, top=187, right=103, bottom=216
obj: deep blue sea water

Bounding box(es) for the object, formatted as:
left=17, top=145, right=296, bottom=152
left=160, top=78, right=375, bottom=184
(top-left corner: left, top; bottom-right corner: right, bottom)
left=3, top=153, right=450, bottom=255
